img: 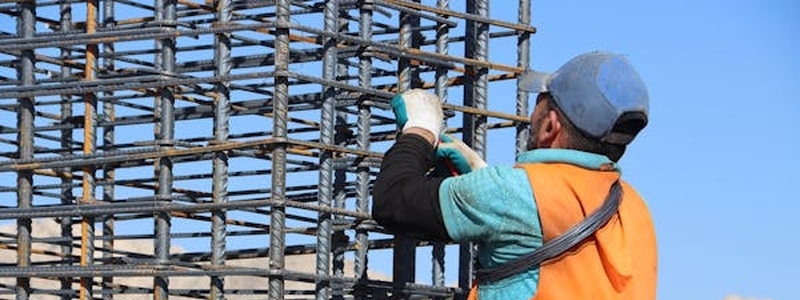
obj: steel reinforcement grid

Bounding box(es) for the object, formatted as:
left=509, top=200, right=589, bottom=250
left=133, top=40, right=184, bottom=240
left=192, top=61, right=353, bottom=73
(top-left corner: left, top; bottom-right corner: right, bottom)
left=0, top=1, right=534, bottom=299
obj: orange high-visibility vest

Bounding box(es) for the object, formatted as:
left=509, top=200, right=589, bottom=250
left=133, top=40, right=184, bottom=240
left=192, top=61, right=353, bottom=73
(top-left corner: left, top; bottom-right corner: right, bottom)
left=467, top=163, right=657, bottom=300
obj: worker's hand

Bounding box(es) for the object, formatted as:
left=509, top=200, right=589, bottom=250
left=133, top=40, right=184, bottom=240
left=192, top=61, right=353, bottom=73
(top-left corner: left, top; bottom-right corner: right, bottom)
left=434, top=133, right=488, bottom=176
left=391, top=89, right=444, bottom=145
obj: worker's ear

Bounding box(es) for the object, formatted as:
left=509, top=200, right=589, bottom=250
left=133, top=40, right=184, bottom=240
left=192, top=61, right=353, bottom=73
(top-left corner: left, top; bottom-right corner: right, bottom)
left=536, top=110, right=562, bottom=147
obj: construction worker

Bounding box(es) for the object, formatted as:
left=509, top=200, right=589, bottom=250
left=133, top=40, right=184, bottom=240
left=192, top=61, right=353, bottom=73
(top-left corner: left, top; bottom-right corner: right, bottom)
left=372, top=51, right=657, bottom=299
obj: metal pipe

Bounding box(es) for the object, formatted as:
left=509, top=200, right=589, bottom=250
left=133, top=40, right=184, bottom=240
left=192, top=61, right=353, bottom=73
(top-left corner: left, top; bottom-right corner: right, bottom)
left=0, top=266, right=462, bottom=296
left=0, top=198, right=373, bottom=224
left=474, top=0, right=490, bottom=156
left=0, top=43, right=523, bottom=100
left=269, top=1, right=291, bottom=299
left=376, top=0, right=535, bottom=33
left=354, top=2, right=375, bottom=298
left=0, top=71, right=281, bottom=99
left=154, top=1, right=177, bottom=299
left=433, top=0, right=450, bottom=292
left=285, top=22, right=523, bottom=71
left=466, top=2, right=490, bottom=298
left=331, top=7, right=352, bottom=300
left=211, top=0, right=232, bottom=298
left=101, top=1, right=117, bottom=299
left=58, top=2, right=74, bottom=299
left=315, top=0, right=338, bottom=298
left=0, top=138, right=387, bottom=175
left=459, top=0, right=490, bottom=296
left=15, top=1, right=36, bottom=300
left=460, top=0, right=489, bottom=158
left=393, top=1, right=418, bottom=298
left=0, top=23, right=276, bottom=52
left=80, top=1, right=99, bottom=299
left=516, top=0, right=532, bottom=154
left=370, top=0, right=457, bottom=27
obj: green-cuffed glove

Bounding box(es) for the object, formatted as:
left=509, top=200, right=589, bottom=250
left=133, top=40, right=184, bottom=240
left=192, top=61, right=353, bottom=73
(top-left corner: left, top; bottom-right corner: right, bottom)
left=433, top=133, right=488, bottom=176
left=391, top=89, right=444, bottom=144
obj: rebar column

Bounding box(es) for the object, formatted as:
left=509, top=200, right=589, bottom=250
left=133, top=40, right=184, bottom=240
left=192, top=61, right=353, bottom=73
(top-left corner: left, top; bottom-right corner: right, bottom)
left=332, top=8, right=351, bottom=300
left=211, top=0, right=232, bottom=299
left=269, top=1, right=291, bottom=299
left=154, top=1, right=177, bottom=299
left=431, top=0, right=453, bottom=294
left=463, top=0, right=489, bottom=175
left=459, top=0, right=491, bottom=297
left=316, top=0, right=339, bottom=298
left=432, top=0, right=451, bottom=292
left=81, top=1, right=99, bottom=299
left=15, top=2, right=35, bottom=300
left=516, top=0, right=531, bottom=154
left=101, top=1, right=117, bottom=299
left=354, top=2, right=374, bottom=297
left=393, top=1, right=419, bottom=297
left=58, top=2, right=74, bottom=299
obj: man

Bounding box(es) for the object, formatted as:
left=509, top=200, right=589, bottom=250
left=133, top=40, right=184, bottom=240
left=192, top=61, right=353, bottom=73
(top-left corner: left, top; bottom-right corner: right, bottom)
left=372, top=51, right=657, bottom=300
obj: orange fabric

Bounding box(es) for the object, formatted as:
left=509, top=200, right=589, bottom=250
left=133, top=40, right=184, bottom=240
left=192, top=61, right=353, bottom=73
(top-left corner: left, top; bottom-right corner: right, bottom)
left=467, top=163, right=657, bottom=300
left=467, top=282, right=479, bottom=300
left=523, top=163, right=657, bottom=300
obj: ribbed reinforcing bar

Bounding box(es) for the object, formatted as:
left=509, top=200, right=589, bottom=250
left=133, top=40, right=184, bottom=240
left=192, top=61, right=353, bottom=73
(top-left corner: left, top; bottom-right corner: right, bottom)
left=0, top=1, right=535, bottom=299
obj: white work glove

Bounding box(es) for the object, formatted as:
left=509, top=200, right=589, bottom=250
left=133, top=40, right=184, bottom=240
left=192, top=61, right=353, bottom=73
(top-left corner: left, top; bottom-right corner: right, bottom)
left=391, top=89, right=444, bottom=144
left=433, top=133, right=488, bottom=176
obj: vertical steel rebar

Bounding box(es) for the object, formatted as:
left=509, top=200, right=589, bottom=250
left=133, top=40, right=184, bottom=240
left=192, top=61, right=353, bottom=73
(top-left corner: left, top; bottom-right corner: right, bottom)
left=101, top=1, right=116, bottom=299
left=269, top=1, right=291, bottom=299
left=81, top=1, right=99, bottom=300
left=474, top=0, right=490, bottom=153
left=331, top=8, right=351, bottom=300
left=58, top=2, right=74, bottom=298
left=151, top=6, right=163, bottom=295
left=316, top=0, right=338, bottom=298
left=354, top=2, right=374, bottom=296
left=432, top=0, right=451, bottom=292
left=393, top=2, right=417, bottom=297
left=459, top=0, right=490, bottom=296
left=211, top=0, right=232, bottom=299
left=435, top=0, right=451, bottom=132
left=516, top=0, right=532, bottom=154
left=465, top=0, right=489, bottom=160
left=154, top=1, right=176, bottom=299
left=468, top=2, right=491, bottom=294
left=15, top=2, right=35, bottom=300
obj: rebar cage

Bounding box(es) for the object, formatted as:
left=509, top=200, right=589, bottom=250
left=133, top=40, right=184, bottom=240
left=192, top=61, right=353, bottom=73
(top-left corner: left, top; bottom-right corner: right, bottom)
left=0, top=0, right=534, bottom=299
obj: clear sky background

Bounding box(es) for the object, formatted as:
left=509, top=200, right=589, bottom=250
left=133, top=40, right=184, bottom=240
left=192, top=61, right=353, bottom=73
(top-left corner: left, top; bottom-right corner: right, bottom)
left=519, top=1, right=799, bottom=299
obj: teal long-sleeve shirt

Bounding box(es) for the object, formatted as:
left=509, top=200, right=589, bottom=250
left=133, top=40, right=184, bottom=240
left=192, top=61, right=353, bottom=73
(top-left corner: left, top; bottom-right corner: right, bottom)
left=440, top=148, right=620, bottom=299
left=373, top=134, right=621, bottom=300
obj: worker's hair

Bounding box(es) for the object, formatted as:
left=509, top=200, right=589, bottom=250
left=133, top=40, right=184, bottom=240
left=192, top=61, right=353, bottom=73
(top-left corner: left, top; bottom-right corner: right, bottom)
left=543, top=93, right=627, bottom=162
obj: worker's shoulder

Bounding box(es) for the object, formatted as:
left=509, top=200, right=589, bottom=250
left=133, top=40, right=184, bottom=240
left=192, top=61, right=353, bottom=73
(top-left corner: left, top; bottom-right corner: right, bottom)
left=444, top=164, right=532, bottom=195
left=470, top=163, right=530, bottom=182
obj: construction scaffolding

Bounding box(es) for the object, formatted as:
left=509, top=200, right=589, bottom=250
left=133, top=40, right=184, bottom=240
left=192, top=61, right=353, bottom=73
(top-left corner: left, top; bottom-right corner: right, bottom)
left=0, top=0, right=534, bottom=299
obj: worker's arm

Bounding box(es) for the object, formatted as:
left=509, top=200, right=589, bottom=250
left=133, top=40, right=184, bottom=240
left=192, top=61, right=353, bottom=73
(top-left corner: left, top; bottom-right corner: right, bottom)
left=372, top=89, right=487, bottom=241
left=373, top=89, right=446, bottom=240
left=372, top=129, right=450, bottom=241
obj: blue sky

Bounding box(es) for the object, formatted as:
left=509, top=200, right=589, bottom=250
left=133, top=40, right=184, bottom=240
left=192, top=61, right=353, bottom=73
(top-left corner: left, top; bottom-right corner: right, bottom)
left=522, top=1, right=799, bottom=299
